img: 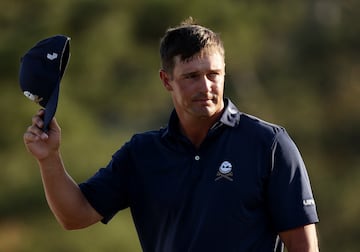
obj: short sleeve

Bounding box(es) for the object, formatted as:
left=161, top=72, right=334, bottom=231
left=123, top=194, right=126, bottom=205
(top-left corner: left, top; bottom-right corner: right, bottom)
left=79, top=142, right=132, bottom=224
left=267, top=130, right=319, bottom=232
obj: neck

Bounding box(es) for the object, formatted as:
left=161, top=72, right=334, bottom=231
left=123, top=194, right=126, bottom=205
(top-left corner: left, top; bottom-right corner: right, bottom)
left=178, top=114, right=221, bottom=149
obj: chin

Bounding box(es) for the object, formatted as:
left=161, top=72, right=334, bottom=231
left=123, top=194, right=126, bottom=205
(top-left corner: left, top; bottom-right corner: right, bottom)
left=195, top=107, right=218, bottom=118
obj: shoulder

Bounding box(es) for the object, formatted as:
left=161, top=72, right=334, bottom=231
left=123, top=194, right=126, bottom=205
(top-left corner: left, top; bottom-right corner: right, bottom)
left=112, top=128, right=166, bottom=162
left=238, top=113, right=287, bottom=142
left=131, top=128, right=165, bottom=142
left=240, top=113, right=284, bottom=132
left=221, top=99, right=285, bottom=140
left=125, top=128, right=167, bottom=152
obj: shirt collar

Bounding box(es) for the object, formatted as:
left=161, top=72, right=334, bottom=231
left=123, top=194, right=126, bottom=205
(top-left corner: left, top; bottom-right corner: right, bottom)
left=218, top=98, right=241, bottom=127
left=161, top=98, right=241, bottom=139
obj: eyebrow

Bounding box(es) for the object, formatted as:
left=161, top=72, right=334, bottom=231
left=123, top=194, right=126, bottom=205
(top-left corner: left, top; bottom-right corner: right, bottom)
left=181, top=68, right=223, bottom=76
left=181, top=71, right=200, bottom=77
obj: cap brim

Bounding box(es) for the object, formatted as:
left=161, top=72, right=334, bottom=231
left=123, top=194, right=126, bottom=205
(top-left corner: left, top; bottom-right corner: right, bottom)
left=41, top=36, right=70, bottom=132
left=43, top=80, right=60, bottom=132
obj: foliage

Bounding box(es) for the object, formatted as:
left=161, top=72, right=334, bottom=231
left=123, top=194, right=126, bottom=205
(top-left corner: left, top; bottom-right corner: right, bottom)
left=0, top=0, right=359, bottom=251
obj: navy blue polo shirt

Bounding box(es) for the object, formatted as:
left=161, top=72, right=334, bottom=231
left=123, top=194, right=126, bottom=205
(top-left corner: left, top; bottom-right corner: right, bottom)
left=79, top=98, right=319, bottom=251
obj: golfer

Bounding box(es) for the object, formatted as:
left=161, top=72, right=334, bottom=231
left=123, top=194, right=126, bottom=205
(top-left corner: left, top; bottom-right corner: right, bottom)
left=24, top=18, right=319, bottom=251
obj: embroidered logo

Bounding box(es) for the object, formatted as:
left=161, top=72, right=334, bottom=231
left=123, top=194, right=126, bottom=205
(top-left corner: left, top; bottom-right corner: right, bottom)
left=23, top=91, right=43, bottom=104
left=47, top=52, right=58, bottom=60
left=303, top=199, right=316, bottom=206
left=215, top=161, right=233, bottom=181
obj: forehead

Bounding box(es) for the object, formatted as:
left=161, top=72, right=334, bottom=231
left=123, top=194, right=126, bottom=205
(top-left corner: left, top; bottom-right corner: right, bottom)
left=173, top=52, right=225, bottom=75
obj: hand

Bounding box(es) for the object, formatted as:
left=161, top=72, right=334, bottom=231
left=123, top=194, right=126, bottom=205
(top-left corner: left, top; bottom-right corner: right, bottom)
left=24, top=109, right=61, bottom=161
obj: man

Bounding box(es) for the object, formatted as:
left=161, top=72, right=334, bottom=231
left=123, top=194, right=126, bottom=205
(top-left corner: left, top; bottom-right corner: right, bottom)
left=24, top=18, right=319, bottom=251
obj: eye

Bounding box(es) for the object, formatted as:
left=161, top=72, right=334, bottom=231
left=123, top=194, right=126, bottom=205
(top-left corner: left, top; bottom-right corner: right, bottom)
left=207, top=72, right=220, bottom=81
left=184, top=73, right=199, bottom=79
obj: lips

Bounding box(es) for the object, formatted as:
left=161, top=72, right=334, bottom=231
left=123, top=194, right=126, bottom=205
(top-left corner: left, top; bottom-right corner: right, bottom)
left=192, top=94, right=216, bottom=103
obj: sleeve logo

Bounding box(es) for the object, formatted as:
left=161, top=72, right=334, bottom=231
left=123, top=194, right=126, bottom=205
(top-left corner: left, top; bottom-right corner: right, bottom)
left=303, top=199, right=316, bottom=206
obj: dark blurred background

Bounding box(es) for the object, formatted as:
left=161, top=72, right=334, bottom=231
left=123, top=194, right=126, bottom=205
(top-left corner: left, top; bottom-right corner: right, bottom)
left=1, top=0, right=359, bottom=251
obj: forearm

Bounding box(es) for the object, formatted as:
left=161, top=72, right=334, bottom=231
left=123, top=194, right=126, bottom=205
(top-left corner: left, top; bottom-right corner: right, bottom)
left=286, top=243, right=319, bottom=252
left=38, top=152, right=102, bottom=229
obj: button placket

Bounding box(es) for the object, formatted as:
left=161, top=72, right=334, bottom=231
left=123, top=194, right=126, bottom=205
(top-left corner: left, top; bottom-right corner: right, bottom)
left=191, top=154, right=202, bottom=179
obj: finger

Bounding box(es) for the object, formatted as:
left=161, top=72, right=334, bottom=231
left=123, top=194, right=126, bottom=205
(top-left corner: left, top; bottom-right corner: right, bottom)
left=32, top=113, right=45, bottom=129
left=48, top=117, right=60, bottom=132
left=36, top=108, right=45, bottom=116
left=25, top=124, right=48, bottom=141
left=23, top=130, right=40, bottom=143
left=35, top=109, right=46, bottom=120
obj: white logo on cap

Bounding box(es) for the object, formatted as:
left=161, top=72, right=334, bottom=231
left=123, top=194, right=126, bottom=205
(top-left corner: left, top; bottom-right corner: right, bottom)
left=23, top=91, right=43, bottom=104
left=47, top=52, right=58, bottom=60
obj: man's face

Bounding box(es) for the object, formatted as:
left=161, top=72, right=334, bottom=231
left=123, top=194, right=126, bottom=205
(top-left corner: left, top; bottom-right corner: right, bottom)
left=161, top=51, right=225, bottom=121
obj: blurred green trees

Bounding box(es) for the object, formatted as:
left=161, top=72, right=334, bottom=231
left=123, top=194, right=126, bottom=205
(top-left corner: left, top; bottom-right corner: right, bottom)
left=0, top=0, right=359, bottom=251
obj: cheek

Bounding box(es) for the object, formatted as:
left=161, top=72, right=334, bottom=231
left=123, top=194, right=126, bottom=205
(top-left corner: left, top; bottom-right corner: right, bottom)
left=171, top=84, right=188, bottom=100
left=175, top=81, right=193, bottom=95
left=213, top=81, right=224, bottom=93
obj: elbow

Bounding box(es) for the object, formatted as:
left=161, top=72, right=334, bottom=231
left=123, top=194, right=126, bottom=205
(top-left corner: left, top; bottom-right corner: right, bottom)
left=58, top=219, right=83, bottom=230
left=280, top=224, right=319, bottom=252
left=55, top=216, right=91, bottom=230
left=61, top=222, right=81, bottom=231
left=51, top=204, right=103, bottom=230
left=55, top=213, right=101, bottom=230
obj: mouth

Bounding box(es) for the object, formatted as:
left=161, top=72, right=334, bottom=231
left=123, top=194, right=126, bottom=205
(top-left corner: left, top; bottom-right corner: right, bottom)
left=193, top=98, right=214, bottom=106
left=193, top=94, right=216, bottom=103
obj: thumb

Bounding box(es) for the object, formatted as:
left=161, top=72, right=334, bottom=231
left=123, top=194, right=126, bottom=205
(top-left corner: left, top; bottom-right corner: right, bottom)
left=48, top=117, right=61, bottom=133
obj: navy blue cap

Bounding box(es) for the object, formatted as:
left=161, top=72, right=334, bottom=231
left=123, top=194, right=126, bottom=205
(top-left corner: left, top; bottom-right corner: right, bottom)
left=19, top=35, right=71, bottom=132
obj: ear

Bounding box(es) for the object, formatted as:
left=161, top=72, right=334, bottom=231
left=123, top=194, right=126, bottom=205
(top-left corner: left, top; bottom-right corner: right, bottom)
left=159, top=70, right=173, bottom=91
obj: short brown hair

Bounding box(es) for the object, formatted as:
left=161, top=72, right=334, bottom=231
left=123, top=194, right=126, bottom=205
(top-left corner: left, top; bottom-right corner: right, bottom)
left=160, top=17, right=225, bottom=74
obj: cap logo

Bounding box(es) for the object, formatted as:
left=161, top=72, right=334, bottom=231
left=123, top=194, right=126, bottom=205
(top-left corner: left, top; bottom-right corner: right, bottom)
left=215, top=161, right=234, bottom=181
left=47, top=52, right=58, bottom=60
left=23, top=91, right=43, bottom=104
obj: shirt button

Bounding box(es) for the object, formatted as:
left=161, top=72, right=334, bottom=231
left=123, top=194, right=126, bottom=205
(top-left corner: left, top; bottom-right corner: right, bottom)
left=195, top=155, right=200, bottom=161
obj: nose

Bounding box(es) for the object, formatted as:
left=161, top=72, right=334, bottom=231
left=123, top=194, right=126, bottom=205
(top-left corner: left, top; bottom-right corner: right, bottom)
left=198, top=75, right=212, bottom=93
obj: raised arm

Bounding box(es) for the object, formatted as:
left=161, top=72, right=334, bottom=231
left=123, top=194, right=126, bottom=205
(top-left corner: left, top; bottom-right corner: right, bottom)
left=24, top=109, right=103, bottom=229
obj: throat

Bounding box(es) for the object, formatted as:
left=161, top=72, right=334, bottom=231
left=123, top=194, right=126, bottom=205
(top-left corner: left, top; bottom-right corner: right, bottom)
left=179, top=120, right=214, bottom=149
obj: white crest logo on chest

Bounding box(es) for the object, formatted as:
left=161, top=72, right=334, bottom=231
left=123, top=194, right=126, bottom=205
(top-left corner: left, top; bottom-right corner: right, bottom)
left=215, top=161, right=234, bottom=181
